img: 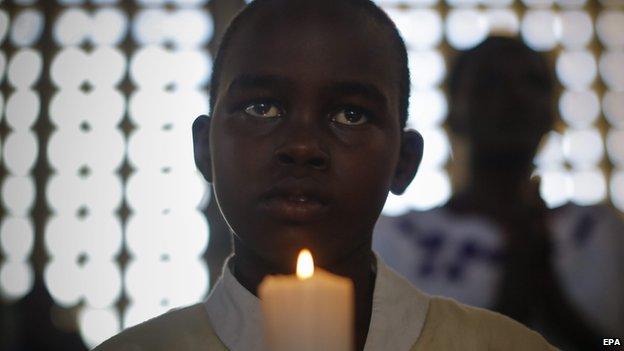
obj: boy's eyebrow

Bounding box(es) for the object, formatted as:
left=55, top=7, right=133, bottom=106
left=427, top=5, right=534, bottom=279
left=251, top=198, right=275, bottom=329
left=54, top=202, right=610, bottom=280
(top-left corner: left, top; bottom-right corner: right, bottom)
left=225, top=74, right=295, bottom=94
left=323, top=81, right=388, bottom=110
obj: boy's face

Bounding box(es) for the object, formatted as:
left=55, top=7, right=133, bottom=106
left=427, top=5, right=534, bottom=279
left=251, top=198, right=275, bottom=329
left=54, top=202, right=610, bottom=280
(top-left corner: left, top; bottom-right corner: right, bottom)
left=196, top=8, right=421, bottom=269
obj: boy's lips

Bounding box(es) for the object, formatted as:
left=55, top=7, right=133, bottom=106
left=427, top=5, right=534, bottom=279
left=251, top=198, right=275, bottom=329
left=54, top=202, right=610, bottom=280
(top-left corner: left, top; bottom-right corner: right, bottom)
left=259, top=179, right=330, bottom=222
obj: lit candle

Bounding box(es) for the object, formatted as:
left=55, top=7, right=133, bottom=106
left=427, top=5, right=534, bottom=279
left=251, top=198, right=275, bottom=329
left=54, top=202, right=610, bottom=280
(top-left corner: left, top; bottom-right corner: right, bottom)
left=259, top=249, right=354, bottom=351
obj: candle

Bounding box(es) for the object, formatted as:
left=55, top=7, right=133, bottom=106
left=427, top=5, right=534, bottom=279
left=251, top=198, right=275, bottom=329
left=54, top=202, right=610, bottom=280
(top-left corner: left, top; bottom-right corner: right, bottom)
left=259, top=249, right=354, bottom=351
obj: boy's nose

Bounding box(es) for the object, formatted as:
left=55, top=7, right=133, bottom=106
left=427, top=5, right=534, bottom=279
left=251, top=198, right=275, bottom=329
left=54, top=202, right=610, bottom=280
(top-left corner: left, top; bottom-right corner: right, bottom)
left=274, top=134, right=329, bottom=172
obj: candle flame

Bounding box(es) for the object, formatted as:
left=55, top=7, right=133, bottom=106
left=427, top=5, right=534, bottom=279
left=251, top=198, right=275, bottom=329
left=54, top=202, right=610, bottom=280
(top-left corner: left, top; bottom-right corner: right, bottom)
left=296, top=249, right=314, bottom=280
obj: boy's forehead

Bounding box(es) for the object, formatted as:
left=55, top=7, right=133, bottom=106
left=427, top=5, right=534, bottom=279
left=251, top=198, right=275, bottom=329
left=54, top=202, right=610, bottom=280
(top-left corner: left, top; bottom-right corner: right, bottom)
left=217, top=7, right=401, bottom=104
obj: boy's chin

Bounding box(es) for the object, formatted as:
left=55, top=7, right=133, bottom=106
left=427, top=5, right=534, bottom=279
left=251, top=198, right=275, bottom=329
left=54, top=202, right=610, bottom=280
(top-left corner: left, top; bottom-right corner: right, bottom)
left=242, top=232, right=357, bottom=273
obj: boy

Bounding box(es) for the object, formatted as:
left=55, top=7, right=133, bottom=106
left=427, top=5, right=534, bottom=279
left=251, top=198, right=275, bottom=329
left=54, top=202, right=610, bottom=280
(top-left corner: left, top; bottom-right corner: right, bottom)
left=95, top=1, right=555, bottom=350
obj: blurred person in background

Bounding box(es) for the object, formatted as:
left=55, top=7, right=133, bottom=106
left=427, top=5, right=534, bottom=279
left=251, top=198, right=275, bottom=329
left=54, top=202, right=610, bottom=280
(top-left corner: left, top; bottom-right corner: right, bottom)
left=373, top=36, right=624, bottom=350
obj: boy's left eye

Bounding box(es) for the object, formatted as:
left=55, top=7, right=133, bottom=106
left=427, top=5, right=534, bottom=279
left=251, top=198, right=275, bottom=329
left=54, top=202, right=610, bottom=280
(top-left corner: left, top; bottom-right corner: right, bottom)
left=332, top=108, right=369, bottom=126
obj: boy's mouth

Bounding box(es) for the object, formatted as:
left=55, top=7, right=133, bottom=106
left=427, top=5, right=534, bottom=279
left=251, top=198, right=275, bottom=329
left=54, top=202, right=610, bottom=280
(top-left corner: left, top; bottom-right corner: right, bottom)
left=259, top=179, right=330, bottom=223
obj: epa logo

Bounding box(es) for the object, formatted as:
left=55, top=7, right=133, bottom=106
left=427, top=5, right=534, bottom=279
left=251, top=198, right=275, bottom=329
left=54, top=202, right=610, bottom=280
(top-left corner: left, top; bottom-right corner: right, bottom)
left=603, top=338, right=621, bottom=346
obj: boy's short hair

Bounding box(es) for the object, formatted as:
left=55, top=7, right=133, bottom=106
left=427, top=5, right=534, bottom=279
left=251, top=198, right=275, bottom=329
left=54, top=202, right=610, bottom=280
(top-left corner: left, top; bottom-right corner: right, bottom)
left=208, top=0, right=410, bottom=130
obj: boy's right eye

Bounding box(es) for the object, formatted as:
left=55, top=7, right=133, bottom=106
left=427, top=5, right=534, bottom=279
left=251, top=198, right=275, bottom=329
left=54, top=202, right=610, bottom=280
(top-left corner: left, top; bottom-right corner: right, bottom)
left=243, top=102, right=284, bottom=118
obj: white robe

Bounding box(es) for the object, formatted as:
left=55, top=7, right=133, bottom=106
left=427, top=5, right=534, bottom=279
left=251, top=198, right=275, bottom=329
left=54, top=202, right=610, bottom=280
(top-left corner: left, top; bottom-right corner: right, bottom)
left=94, top=254, right=554, bottom=350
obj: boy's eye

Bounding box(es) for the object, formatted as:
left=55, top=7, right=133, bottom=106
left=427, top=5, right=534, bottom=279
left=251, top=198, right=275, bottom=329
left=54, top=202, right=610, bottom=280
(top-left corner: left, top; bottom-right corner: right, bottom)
left=244, top=102, right=283, bottom=118
left=332, top=108, right=369, bottom=126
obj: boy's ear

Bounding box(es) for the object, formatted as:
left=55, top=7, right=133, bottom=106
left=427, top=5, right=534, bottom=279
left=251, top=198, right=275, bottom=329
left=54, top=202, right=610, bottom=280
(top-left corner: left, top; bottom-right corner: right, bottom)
left=192, top=114, right=213, bottom=183
left=390, top=130, right=423, bottom=195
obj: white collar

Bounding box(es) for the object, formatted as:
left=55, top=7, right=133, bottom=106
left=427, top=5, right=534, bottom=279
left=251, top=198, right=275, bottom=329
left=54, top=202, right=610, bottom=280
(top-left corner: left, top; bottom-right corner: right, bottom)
left=203, top=252, right=430, bottom=351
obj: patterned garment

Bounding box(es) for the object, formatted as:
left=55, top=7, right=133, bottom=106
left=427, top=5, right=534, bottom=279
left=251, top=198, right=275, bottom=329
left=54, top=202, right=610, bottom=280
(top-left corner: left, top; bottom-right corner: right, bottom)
left=373, top=203, right=624, bottom=336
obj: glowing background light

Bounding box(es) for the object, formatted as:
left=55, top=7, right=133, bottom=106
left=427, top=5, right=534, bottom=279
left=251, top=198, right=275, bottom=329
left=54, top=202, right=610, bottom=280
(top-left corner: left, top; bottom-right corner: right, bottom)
left=50, top=6, right=126, bottom=44
left=44, top=216, right=123, bottom=306
left=47, top=129, right=125, bottom=175
left=521, top=10, right=560, bottom=51
left=521, top=0, right=554, bottom=7
left=86, top=47, right=126, bottom=88
left=2, top=176, right=35, bottom=216
left=10, top=9, right=44, bottom=47
left=419, top=128, right=451, bottom=169
left=44, top=259, right=85, bottom=307
left=606, top=130, right=624, bottom=167
left=129, top=48, right=212, bottom=89
left=123, top=0, right=211, bottom=335
left=599, top=51, right=624, bottom=90
left=171, top=50, right=212, bottom=88
left=126, top=211, right=209, bottom=260
left=49, top=89, right=125, bottom=129
left=53, top=8, right=90, bottom=46
left=408, top=50, right=445, bottom=89
left=407, top=89, right=447, bottom=129
left=127, top=129, right=197, bottom=174
left=383, top=192, right=410, bottom=217
left=539, top=170, right=572, bottom=208
left=166, top=9, right=213, bottom=49
left=0, top=217, right=34, bottom=261
left=559, top=11, right=593, bottom=49
left=559, top=90, right=600, bottom=129
left=604, top=91, right=624, bottom=128
left=555, top=0, right=587, bottom=7
left=483, top=0, right=514, bottom=6
left=81, top=261, right=122, bottom=308
left=50, top=47, right=127, bottom=88
left=3, top=131, right=38, bottom=176
left=46, top=173, right=123, bottom=215
left=129, top=46, right=175, bottom=88
left=0, top=261, right=34, bottom=301
left=78, top=308, right=121, bottom=349
left=6, top=89, right=40, bottom=129
left=556, top=50, right=597, bottom=90
left=446, top=9, right=489, bottom=49
left=89, top=8, right=127, bottom=45
left=596, top=10, right=624, bottom=50
left=45, top=215, right=122, bottom=261
left=43, top=2, right=130, bottom=338
left=125, top=170, right=207, bottom=216
left=385, top=9, right=442, bottom=50
left=562, top=128, right=604, bottom=168
left=408, top=51, right=446, bottom=89
left=446, top=0, right=480, bottom=7
left=570, top=169, right=607, bottom=205
left=534, top=131, right=565, bottom=168
left=485, top=9, right=519, bottom=35
left=611, top=170, right=624, bottom=212
left=124, top=258, right=209, bottom=327
left=7, top=49, right=42, bottom=88
left=50, top=48, right=90, bottom=88
left=1, top=0, right=42, bottom=306
left=132, top=8, right=213, bottom=48
left=402, top=170, right=452, bottom=211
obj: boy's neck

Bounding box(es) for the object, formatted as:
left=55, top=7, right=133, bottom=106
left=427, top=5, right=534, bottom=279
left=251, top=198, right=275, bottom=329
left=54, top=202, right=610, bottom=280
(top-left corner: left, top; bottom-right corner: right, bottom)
left=231, top=238, right=375, bottom=351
